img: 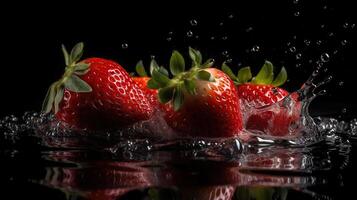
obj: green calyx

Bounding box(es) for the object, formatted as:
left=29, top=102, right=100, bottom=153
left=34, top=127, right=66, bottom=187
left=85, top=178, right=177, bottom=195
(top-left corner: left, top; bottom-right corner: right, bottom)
left=42, top=42, right=92, bottom=114
left=148, top=47, right=215, bottom=111
left=222, top=60, right=287, bottom=87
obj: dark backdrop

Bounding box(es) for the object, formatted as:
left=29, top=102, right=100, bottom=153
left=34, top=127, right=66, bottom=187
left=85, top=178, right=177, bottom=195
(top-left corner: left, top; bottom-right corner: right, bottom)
left=0, top=0, right=355, bottom=118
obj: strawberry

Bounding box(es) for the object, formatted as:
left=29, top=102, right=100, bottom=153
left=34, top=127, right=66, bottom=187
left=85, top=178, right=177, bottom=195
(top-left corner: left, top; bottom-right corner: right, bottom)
left=42, top=42, right=153, bottom=130
left=131, top=60, right=161, bottom=107
left=148, top=48, right=243, bottom=138
left=222, top=61, right=301, bottom=136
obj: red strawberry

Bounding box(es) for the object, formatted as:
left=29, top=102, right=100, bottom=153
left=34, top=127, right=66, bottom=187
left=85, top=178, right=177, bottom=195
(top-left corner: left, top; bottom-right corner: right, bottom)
left=42, top=42, right=153, bottom=130
left=222, top=61, right=301, bottom=136
left=131, top=60, right=160, bottom=107
left=148, top=48, right=243, bottom=138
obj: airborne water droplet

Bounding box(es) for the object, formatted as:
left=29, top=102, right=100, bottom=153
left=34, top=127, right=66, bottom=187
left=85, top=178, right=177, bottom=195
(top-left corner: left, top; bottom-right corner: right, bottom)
left=289, top=46, right=296, bottom=53
left=222, top=36, right=228, bottom=40
left=341, top=40, right=348, bottom=46
left=168, top=31, right=173, bottom=35
left=294, top=11, right=300, bottom=16
left=121, top=43, right=128, bottom=49
left=293, top=0, right=299, bottom=4
left=296, top=53, right=302, bottom=59
left=228, top=14, right=234, bottom=19
left=251, top=45, right=260, bottom=52
left=316, top=40, right=322, bottom=46
left=342, top=108, right=347, bottom=114
left=304, top=40, right=311, bottom=46
left=320, top=53, right=330, bottom=63
left=219, top=22, right=224, bottom=26
left=166, top=37, right=172, bottom=41
left=190, top=19, right=198, bottom=26
left=245, top=27, right=253, bottom=32
left=225, top=58, right=233, bottom=63
left=222, top=51, right=229, bottom=56
left=210, top=36, right=215, bottom=40
left=338, top=81, right=344, bottom=87
left=186, top=31, right=193, bottom=37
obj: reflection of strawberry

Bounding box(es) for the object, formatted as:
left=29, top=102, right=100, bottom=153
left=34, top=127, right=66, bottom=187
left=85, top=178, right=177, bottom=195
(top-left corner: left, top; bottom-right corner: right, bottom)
left=222, top=61, right=300, bottom=136
left=149, top=48, right=243, bottom=138
left=181, top=186, right=235, bottom=200
left=43, top=161, right=156, bottom=200
left=42, top=43, right=153, bottom=130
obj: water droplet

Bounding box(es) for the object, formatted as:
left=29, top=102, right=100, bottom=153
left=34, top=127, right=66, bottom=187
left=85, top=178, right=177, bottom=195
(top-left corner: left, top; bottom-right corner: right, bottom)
left=316, top=40, right=322, bottom=46
left=304, top=40, right=311, bottom=46
left=195, top=35, right=199, bottom=39
left=150, top=55, right=156, bottom=60
left=296, top=53, right=302, bottom=59
left=343, top=22, right=349, bottom=29
left=222, top=51, right=229, bottom=56
left=190, top=19, right=198, bottom=26
left=237, top=62, right=242, bottom=67
left=323, top=5, right=328, bottom=10
left=245, top=27, right=253, bottom=32
left=289, top=46, right=296, bottom=53
left=293, top=0, right=299, bottom=4
left=342, top=108, right=347, bottom=114
left=210, top=36, right=215, bottom=40
left=166, top=37, right=172, bottom=41
left=341, top=40, right=348, bottom=46
left=295, top=63, right=302, bottom=68
left=225, top=58, right=233, bottom=63
left=294, top=11, right=300, bottom=17
left=338, top=81, right=344, bottom=86
left=251, top=45, right=260, bottom=52
left=168, top=31, right=173, bottom=35
left=228, top=14, right=234, bottom=19
left=333, top=50, right=339, bottom=55
left=320, top=24, right=326, bottom=29
left=121, top=43, right=128, bottom=49
left=328, top=32, right=335, bottom=37
left=186, top=30, right=193, bottom=37
left=222, top=36, right=228, bottom=40
left=219, top=22, right=224, bottom=26
left=320, top=53, right=330, bottom=62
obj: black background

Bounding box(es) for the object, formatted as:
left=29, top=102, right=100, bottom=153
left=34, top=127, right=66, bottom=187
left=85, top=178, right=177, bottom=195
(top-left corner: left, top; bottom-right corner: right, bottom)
left=0, top=0, right=355, bottom=118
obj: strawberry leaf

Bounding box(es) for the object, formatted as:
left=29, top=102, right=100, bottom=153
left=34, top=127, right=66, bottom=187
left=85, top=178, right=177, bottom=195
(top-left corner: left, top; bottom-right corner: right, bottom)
left=272, top=67, right=287, bottom=87
left=75, top=63, right=90, bottom=71
left=54, top=86, right=64, bottom=113
left=135, top=60, right=147, bottom=77
left=70, top=42, right=84, bottom=64
left=152, top=68, right=171, bottom=87
left=158, top=86, right=174, bottom=104
left=170, top=51, right=185, bottom=75
left=201, top=58, right=215, bottom=69
left=147, top=78, right=160, bottom=89
left=74, top=69, right=90, bottom=76
left=196, top=70, right=215, bottom=82
left=64, top=75, right=92, bottom=92
left=61, top=44, right=70, bottom=66
left=189, top=47, right=202, bottom=66
left=150, top=59, right=159, bottom=76
left=42, top=83, right=56, bottom=113
left=237, top=66, right=252, bottom=83
left=184, top=79, right=196, bottom=95
left=252, top=60, right=274, bottom=85
left=173, top=87, right=184, bottom=111
left=221, top=63, right=238, bottom=82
